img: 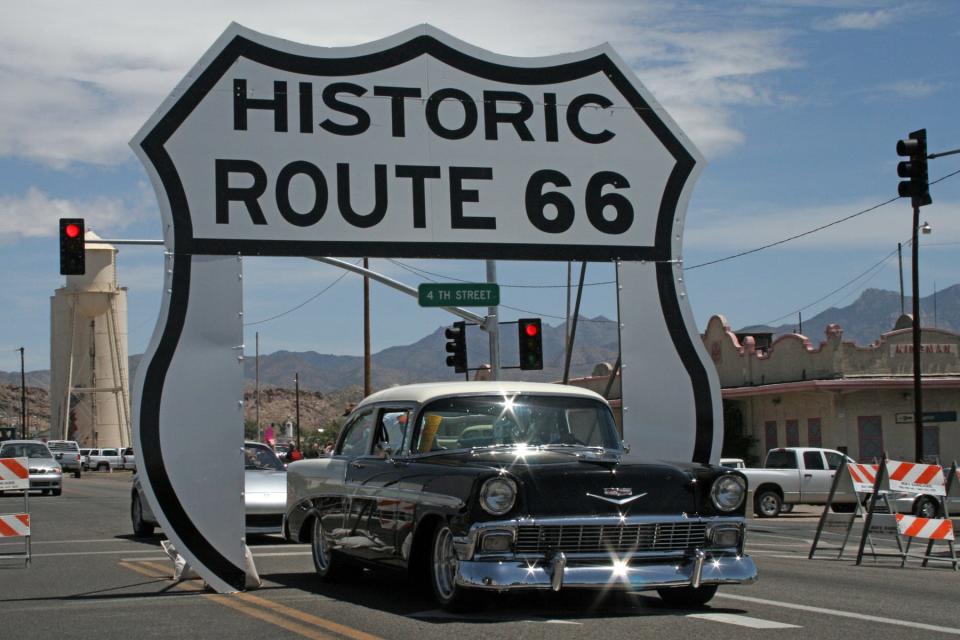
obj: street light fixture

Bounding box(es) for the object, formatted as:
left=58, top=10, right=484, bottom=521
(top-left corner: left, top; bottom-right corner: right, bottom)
left=921, top=221, right=932, bottom=234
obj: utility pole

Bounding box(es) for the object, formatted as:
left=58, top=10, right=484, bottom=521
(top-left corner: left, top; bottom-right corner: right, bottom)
left=255, top=332, right=261, bottom=442
left=897, top=242, right=905, bottom=315
left=910, top=206, right=923, bottom=461
left=363, top=258, right=371, bottom=397
left=294, top=372, right=301, bottom=450
left=18, top=347, right=26, bottom=439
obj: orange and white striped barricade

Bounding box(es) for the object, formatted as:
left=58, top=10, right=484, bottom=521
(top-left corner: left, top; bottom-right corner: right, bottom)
left=0, top=457, right=31, bottom=566
left=918, top=461, right=959, bottom=570
left=857, top=457, right=955, bottom=568
left=810, top=462, right=878, bottom=559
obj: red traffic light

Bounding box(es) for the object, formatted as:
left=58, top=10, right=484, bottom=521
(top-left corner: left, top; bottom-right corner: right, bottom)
left=524, top=323, right=539, bottom=337
left=64, top=223, right=81, bottom=239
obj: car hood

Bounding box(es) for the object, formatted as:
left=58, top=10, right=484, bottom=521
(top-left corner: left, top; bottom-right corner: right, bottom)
left=417, top=448, right=712, bottom=517
left=244, top=469, right=286, bottom=494
left=27, top=459, right=61, bottom=472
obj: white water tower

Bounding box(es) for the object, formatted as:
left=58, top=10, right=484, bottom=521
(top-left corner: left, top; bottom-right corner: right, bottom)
left=49, top=231, right=131, bottom=447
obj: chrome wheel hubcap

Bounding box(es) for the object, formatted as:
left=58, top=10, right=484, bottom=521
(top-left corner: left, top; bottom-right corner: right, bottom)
left=433, top=527, right=458, bottom=600
left=312, top=518, right=330, bottom=572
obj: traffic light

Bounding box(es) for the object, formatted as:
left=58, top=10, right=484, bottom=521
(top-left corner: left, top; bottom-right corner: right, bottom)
left=517, top=318, right=543, bottom=370
left=445, top=321, right=467, bottom=373
left=897, top=129, right=932, bottom=208
left=59, top=218, right=85, bottom=275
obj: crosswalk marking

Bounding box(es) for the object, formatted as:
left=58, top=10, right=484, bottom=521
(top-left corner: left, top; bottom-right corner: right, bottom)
left=688, top=613, right=800, bottom=629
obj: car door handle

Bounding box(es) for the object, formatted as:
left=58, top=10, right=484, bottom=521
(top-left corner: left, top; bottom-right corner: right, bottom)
left=804, top=473, right=813, bottom=478
left=350, top=461, right=366, bottom=469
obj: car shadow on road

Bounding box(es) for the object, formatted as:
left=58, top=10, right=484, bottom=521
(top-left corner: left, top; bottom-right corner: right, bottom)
left=261, top=568, right=747, bottom=623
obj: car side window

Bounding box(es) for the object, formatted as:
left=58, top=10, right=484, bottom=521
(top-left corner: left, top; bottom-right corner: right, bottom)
left=765, top=450, right=798, bottom=469
left=373, top=409, right=411, bottom=456
left=803, top=451, right=825, bottom=470
left=338, top=411, right=375, bottom=457
left=824, top=451, right=844, bottom=470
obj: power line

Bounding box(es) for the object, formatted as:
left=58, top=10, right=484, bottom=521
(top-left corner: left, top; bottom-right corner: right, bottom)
left=244, top=263, right=359, bottom=326
left=685, top=167, right=960, bottom=271
left=759, top=241, right=906, bottom=327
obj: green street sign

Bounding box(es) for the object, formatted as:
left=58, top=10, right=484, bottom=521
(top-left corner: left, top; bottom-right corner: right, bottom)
left=418, top=283, right=500, bottom=308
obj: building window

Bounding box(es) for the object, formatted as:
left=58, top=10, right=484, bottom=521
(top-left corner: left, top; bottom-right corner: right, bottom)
left=807, top=418, right=822, bottom=448
left=857, top=416, right=884, bottom=463
left=922, top=425, right=940, bottom=463
left=785, top=419, right=799, bottom=447
left=765, top=421, right=778, bottom=451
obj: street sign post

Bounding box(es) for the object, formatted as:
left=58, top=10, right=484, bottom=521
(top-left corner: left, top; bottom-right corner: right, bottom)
left=418, top=283, right=499, bottom=308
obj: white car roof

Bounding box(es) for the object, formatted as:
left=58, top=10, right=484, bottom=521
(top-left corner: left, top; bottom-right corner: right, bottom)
left=357, top=381, right=607, bottom=408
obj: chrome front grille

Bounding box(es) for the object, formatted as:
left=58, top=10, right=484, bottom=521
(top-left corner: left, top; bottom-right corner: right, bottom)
left=515, top=522, right=708, bottom=555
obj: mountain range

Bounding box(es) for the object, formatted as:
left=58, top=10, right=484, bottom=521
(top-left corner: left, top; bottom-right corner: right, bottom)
left=3, top=284, right=958, bottom=395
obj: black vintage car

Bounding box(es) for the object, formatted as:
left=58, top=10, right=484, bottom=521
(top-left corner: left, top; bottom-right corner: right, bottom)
left=284, top=382, right=756, bottom=609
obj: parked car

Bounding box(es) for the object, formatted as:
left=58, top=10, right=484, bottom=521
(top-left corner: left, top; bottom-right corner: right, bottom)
left=284, top=381, right=756, bottom=610
left=46, top=440, right=83, bottom=478
left=79, top=449, right=92, bottom=470
left=120, top=447, right=137, bottom=471
left=887, top=466, right=960, bottom=518
left=131, top=441, right=286, bottom=537
left=739, top=447, right=857, bottom=517
left=0, top=440, right=62, bottom=495
left=86, top=448, right=123, bottom=471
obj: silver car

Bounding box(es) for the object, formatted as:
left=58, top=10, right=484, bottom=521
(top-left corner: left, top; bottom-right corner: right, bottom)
left=0, top=440, right=63, bottom=496
left=131, top=441, right=286, bottom=536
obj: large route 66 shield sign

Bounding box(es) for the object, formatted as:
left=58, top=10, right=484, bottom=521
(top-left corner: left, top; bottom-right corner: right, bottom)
left=130, top=23, right=719, bottom=593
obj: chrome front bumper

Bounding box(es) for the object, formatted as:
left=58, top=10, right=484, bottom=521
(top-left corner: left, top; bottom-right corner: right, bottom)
left=454, top=515, right=757, bottom=592
left=456, top=549, right=756, bottom=591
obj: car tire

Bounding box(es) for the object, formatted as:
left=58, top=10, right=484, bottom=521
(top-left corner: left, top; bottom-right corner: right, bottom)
left=914, top=496, right=940, bottom=519
left=830, top=503, right=856, bottom=513
left=430, top=524, right=478, bottom=611
left=657, top=585, right=718, bottom=608
left=97, top=463, right=108, bottom=472
left=754, top=490, right=782, bottom=518
left=52, top=487, right=62, bottom=496
left=73, top=470, right=81, bottom=479
left=311, top=516, right=343, bottom=580
left=131, top=493, right=155, bottom=537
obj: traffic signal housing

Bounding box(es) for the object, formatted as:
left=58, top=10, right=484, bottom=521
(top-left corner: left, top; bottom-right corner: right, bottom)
left=59, top=218, right=85, bottom=275
left=897, top=129, right=932, bottom=208
left=445, top=321, right=467, bottom=373
left=517, top=318, right=543, bottom=370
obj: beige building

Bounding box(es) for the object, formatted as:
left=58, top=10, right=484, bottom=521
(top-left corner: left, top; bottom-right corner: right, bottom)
left=703, top=315, right=960, bottom=464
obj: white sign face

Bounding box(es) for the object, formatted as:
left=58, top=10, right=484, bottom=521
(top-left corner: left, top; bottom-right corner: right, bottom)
left=134, top=23, right=696, bottom=262
left=130, top=24, right=714, bottom=594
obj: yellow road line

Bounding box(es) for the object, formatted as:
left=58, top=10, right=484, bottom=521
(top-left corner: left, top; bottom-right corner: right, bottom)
left=208, top=595, right=338, bottom=640
left=118, top=560, right=167, bottom=579
left=235, top=592, right=384, bottom=640
left=117, top=560, right=381, bottom=640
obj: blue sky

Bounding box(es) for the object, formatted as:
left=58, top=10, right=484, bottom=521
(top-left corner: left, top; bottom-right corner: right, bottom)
left=1, top=1, right=958, bottom=373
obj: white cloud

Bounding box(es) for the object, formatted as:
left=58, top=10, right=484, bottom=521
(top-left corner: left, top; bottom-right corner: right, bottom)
left=864, top=80, right=945, bottom=101
left=0, top=187, right=149, bottom=241
left=0, top=1, right=799, bottom=167
left=814, top=8, right=900, bottom=30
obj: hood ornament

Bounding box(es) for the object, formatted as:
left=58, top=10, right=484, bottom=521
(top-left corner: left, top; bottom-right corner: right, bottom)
left=586, top=489, right=647, bottom=506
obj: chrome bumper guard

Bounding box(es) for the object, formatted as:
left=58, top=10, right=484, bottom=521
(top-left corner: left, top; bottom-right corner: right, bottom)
left=454, top=515, right=757, bottom=592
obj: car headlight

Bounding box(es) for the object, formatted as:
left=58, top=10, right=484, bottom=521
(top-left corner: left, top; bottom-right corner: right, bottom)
left=479, top=476, right=517, bottom=516
left=710, top=474, right=745, bottom=512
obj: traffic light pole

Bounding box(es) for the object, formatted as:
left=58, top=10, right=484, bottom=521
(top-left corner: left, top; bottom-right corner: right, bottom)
left=485, top=260, right=500, bottom=380
left=911, top=205, right=924, bottom=461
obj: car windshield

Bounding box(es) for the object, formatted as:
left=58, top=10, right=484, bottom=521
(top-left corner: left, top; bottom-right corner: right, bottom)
left=413, top=394, right=621, bottom=453
left=0, top=443, right=52, bottom=459
left=244, top=444, right=284, bottom=471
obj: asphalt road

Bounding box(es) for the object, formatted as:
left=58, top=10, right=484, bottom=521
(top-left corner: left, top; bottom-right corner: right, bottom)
left=1, top=472, right=958, bottom=639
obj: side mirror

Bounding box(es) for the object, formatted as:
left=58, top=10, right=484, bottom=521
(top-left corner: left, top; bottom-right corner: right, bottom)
left=55, top=452, right=63, bottom=460
left=621, top=441, right=631, bottom=454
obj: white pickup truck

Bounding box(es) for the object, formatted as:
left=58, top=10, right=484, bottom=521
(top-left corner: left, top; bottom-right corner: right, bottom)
left=741, top=447, right=857, bottom=517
